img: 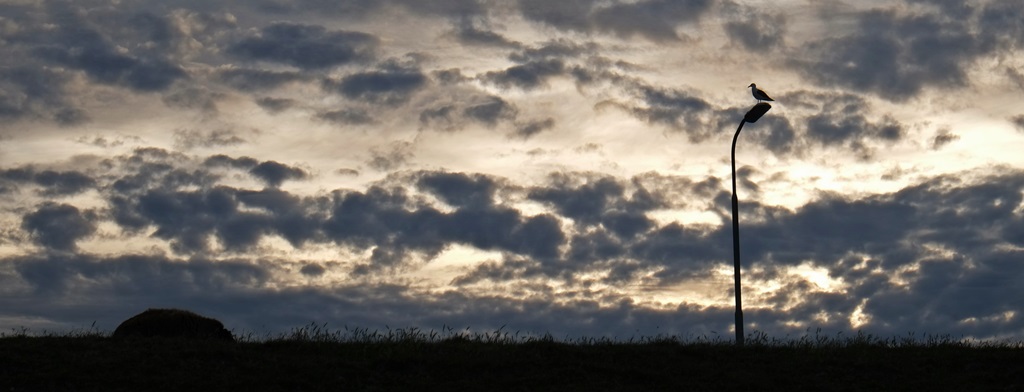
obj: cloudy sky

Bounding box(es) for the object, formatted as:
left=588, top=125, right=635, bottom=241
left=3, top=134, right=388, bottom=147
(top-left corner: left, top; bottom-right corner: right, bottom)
left=2, top=0, right=1024, bottom=341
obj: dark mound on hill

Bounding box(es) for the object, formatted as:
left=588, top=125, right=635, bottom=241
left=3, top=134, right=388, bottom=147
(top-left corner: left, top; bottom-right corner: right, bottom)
left=113, top=308, right=233, bottom=341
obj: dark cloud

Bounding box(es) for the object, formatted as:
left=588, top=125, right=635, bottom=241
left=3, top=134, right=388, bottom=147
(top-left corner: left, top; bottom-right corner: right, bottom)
left=0, top=67, right=86, bottom=125
left=233, top=188, right=324, bottom=248
left=508, top=40, right=597, bottom=63
left=203, top=154, right=260, bottom=170
left=794, top=8, right=993, bottom=101
left=244, top=0, right=486, bottom=20
left=110, top=148, right=218, bottom=196
left=336, top=168, right=360, bottom=177
left=451, top=24, right=521, bottom=49
left=517, top=0, right=597, bottom=33
left=317, top=108, right=375, bottom=125
left=391, top=0, right=486, bottom=18
left=464, top=97, right=517, bottom=125
left=780, top=91, right=904, bottom=158
left=325, top=68, right=428, bottom=106
left=748, top=116, right=799, bottom=156
left=724, top=12, right=786, bottom=52
left=907, top=0, right=975, bottom=15
left=299, top=263, right=326, bottom=277
left=931, top=128, right=959, bottom=149
left=417, top=171, right=498, bottom=208
left=71, top=135, right=143, bottom=148
left=418, top=95, right=521, bottom=132
left=528, top=174, right=660, bottom=239
left=250, top=161, right=309, bottom=187
left=322, top=184, right=566, bottom=266
left=367, top=142, right=415, bottom=171
left=516, top=0, right=710, bottom=41
left=589, top=0, right=712, bottom=41
left=124, top=12, right=176, bottom=47
left=203, top=155, right=307, bottom=187
left=227, top=22, right=378, bottom=69
left=174, top=129, right=247, bottom=150
left=623, top=84, right=717, bottom=141
left=1006, top=67, right=1024, bottom=93
left=114, top=178, right=320, bottom=253
left=419, top=105, right=460, bottom=131
left=2, top=251, right=728, bottom=338
left=6, top=153, right=1024, bottom=339
left=255, top=97, right=296, bottom=114
left=216, top=68, right=306, bottom=91
left=432, top=69, right=470, bottom=85
left=21, top=203, right=97, bottom=252
left=513, top=118, right=556, bottom=139
left=7, top=252, right=271, bottom=302
left=31, top=17, right=187, bottom=92
left=482, top=59, right=567, bottom=89
left=133, top=186, right=239, bottom=253
left=162, top=86, right=223, bottom=113
left=978, top=0, right=1024, bottom=50
left=1011, top=115, right=1024, bottom=132
left=0, top=167, right=96, bottom=196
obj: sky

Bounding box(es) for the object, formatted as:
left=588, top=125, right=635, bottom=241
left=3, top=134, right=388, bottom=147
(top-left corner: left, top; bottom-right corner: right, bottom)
left=2, top=0, right=1024, bottom=341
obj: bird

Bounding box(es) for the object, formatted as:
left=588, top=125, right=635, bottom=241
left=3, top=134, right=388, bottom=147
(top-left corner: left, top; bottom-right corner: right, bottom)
left=748, top=83, right=774, bottom=102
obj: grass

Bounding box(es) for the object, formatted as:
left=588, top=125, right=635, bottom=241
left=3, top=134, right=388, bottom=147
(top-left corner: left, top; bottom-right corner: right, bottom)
left=2, top=325, right=1023, bottom=391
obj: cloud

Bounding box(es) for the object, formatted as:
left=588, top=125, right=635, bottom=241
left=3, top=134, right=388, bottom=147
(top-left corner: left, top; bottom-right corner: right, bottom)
left=216, top=68, right=306, bottom=91
left=8, top=253, right=272, bottom=299
left=723, top=10, right=786, bottom=52
left=482, top=59, right=567, bottom=89
left=255, top=97, right=296, bottom=114
left=528, top=173, right=661, bottom=239
left=782, top=91, right=904, bottom=158
left=418, top=94, right=522, bottom=133
left=0, top=167, right=96, bottom=196
left=450, top=24, right=521, bottom=49
left=516, top=0, right=597, bottom=33
left=931, top=128, right=959, bottom=149
left=508, top=40, right=597, bottom=63
left=325, top=67, right=428, bottom=106
left=620, top=83, right=718, bottom=141
left=317, top=108, right=374, bottom=125
left=5, top=148, right=1024, bottom=339
left=320, top=179, right=567, bottom=271
left=227, top=22, right=378, bottom=69
left=516, top=0, right=711, bottom=42
left=463, top=97, right=517, bottom=125
left=162, top=86, right=223, bottom=113
left=32, top=24, right=187, bottom=92
left=174, top=129, right=247, bottom=150
left=204, top=154, right=307, bottom=187
left=250, top=161, right=309, bottom=187
left=1011, top=115, right=1024, bottom=133
left=794, top=8, right=992, bottom=101
left=299, top=262, right=326, bottom=277
left=21, top=203, right=97, bottom=252
left=513, top=117, right=556, bottom=139
left=589, top=0, right=712, bottom=42
left=0, top=67, right=86, bottom=125
left=367, top=141, right=415, bottom=172
left=3, top=251, right=727, bottom=337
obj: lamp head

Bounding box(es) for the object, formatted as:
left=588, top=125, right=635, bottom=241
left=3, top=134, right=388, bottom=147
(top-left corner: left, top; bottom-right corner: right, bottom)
left=744, top=102, right=772, bottom=123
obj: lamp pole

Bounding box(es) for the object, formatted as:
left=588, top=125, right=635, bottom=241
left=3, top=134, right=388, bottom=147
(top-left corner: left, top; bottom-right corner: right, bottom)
left=731, top=102, right=771, bottom=346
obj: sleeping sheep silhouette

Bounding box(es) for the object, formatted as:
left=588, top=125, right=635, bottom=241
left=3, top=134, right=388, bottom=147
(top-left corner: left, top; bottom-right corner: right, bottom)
left=113, top=308, right=234, bottom=341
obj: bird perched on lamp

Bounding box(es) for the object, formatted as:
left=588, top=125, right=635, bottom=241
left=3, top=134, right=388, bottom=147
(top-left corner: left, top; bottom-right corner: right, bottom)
left=748, top=83, right=774, bottom=102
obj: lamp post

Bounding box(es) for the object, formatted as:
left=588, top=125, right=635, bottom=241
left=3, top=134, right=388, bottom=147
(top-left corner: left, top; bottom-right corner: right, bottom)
left=731, top=102, right=771, bottom=346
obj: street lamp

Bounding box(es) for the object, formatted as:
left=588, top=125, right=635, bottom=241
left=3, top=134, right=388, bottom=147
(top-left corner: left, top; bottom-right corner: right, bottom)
left=731, top=102, right=771, bottom=346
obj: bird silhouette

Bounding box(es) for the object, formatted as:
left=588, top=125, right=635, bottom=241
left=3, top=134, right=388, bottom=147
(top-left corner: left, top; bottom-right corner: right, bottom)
left=748, top=83, right=774, bottom=102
